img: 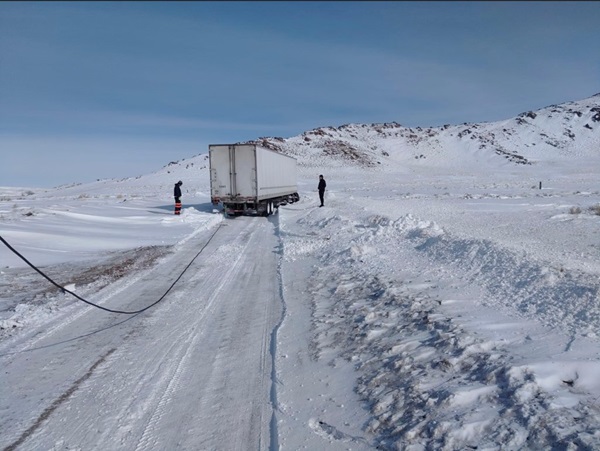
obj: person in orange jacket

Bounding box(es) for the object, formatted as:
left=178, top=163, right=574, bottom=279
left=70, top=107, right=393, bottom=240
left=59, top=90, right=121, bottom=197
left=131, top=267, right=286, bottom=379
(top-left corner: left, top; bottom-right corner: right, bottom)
left=174, top=180, right=183, bottom=215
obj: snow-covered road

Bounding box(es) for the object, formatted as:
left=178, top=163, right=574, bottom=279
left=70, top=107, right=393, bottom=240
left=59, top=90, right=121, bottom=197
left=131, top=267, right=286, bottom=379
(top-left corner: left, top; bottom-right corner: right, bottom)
left=1, top=217, right=283, bottom=450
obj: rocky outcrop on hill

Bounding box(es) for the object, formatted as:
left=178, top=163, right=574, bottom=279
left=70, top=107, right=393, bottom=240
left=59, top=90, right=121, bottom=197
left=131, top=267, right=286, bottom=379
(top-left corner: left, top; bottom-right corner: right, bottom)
left=243, top=93, right=599, bottom=170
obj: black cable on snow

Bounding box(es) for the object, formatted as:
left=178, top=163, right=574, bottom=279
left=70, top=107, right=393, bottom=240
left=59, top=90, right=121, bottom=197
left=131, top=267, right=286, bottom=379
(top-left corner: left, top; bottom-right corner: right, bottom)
left=0, top=226, right=221, bottom=315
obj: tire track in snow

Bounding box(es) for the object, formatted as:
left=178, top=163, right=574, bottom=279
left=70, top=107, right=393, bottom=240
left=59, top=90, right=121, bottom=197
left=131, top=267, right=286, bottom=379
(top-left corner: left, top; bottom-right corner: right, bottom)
left=132, top=220, right=259, bottom=451
left=172, top=217, right=281, bottom=450
left=78, top=246, right=229, bottom=448
left=2, top=347, right=116, bottom=451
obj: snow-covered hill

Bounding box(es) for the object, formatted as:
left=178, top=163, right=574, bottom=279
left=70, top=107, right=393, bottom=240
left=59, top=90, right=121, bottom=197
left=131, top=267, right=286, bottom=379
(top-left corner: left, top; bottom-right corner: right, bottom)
left=247, top=92, right=600, bottom=173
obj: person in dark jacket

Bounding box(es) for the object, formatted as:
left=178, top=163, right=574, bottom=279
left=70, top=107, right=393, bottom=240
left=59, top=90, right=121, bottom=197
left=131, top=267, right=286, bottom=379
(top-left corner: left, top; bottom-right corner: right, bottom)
left=318, top=175, right=326, bottom=207
left=174, top=181, right=183, bottom=215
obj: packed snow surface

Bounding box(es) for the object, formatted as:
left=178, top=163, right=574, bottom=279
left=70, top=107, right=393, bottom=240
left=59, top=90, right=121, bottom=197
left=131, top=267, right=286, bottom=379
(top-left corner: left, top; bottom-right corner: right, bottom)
left=1, top=94, right=600, bottom=450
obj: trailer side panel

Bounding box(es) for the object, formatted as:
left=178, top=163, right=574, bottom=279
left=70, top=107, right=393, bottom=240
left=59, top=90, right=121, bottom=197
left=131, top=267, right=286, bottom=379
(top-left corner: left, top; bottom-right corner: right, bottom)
left=255, top=146, right=298, bottom=201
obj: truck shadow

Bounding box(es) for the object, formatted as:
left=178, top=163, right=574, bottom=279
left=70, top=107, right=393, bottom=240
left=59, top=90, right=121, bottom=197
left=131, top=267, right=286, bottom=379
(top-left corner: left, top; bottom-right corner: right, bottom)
left=149, top=202, right=218, bottom=215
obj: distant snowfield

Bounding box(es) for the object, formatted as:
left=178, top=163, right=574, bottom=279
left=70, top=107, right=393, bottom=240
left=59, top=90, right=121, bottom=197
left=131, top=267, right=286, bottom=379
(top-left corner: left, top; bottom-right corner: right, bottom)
left=1, top=95, right=600, bottom=449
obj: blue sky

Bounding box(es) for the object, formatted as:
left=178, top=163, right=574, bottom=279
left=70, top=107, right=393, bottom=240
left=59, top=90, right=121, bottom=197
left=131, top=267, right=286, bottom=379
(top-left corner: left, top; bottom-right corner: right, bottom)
left=1, top=1, right=599, bottom=188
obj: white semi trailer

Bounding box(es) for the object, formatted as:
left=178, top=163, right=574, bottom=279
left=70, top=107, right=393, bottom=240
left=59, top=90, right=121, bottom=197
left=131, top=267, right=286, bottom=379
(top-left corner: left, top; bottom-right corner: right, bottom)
left=209, top=144, right=300, bottom=216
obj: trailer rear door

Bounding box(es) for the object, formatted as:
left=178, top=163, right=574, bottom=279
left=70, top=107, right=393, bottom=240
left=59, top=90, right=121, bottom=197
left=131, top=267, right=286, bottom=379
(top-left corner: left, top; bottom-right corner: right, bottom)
left=210, top=144, right=257, bottom=200
left=231, top=145, right=257, bottom=198
left=209, top=145, right=232, bottom=200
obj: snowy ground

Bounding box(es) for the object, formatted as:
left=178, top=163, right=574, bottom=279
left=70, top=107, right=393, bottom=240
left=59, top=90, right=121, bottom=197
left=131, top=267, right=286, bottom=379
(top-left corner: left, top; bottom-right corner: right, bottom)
left=278, top=167, right=600, bottom=450
left=2, top=120, right=600, bottom=449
